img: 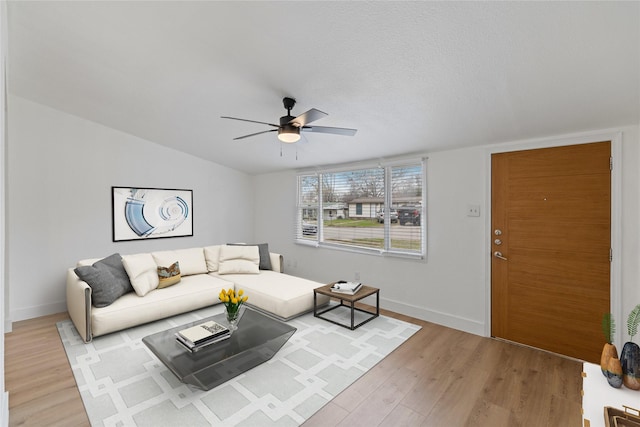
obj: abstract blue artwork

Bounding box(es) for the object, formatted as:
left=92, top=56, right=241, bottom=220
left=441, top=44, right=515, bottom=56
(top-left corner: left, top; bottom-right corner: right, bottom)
left=112, top=187, right=193, bottom=241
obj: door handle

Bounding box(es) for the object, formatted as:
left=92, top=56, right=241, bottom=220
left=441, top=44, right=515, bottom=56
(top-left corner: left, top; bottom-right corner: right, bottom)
left=494, top=251, right=508, bottom=261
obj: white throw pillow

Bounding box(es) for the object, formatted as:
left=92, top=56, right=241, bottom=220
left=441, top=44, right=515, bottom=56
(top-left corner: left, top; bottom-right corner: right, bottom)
left=217, top=245, right=260, bottom=275
left=218, top=259, right=260, bottom=275
left=121, top=253, right=159, bottom=296
left=204, top=245, right=221, bottom=272
left=151, top=247, right=207, bottom=276
left=77, top=258, right=102, bottom=267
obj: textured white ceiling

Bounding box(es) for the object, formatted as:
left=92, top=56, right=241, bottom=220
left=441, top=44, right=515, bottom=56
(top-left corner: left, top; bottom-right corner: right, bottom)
left=7, top=1, right=640, bottom=174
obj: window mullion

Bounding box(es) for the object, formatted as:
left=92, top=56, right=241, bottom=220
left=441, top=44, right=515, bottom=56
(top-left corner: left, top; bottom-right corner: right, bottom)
left=318, top=173, right=324, bottom=242
left=384, top=166, right=391, bottom=251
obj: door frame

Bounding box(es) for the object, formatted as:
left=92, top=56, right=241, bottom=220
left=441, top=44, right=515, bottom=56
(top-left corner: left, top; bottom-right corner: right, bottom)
left=484, top=130, right=623, bottom=349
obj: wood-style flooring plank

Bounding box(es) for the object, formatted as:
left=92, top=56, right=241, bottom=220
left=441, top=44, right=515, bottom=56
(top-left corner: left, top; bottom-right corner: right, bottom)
left=379, top=403, right=426, bottom=426
left=5, top=313, right=90, bottom=427
left=4, top=310, right=583, bottom=427
left=336, top=366, right=420, bottom=427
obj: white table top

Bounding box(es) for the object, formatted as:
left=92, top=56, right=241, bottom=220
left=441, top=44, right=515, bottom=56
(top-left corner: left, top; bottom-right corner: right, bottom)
left=582, top=362, right=640, bottom=427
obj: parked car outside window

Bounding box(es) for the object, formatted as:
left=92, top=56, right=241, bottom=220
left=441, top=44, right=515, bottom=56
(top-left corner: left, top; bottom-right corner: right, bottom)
left=397, top=206, right=421, bottom=225
left=302, top=223, right=318, bottom=235
left=376, top=209, right=398, bottom=223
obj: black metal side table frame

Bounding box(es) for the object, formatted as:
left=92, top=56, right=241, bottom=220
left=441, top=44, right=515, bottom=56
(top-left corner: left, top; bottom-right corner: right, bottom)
left=313, top=284, right=380, bottom=330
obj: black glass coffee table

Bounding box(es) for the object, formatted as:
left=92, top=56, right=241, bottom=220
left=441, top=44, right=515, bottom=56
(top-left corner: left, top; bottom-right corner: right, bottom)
left=142, top=307, right=296, bottom=391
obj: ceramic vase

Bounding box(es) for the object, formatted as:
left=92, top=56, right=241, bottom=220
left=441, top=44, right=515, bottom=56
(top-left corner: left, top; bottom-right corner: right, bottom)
left=601, top=343, right=619, bottom=376
left=621, top=341, right=640, bottom=390
left=605, top=356, right=623, bottom=388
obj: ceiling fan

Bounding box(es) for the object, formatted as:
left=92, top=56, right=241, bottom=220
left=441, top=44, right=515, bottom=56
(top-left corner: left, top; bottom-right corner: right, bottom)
left=221, top=97, right=357, bottom=143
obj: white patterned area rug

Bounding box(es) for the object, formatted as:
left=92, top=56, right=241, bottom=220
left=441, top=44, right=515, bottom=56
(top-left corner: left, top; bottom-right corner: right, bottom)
left=57, top=304, right=421, bottom=427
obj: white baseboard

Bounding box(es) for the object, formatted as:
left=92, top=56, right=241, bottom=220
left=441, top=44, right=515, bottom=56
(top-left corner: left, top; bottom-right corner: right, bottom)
left=1, top=391, right=7, bottom=427
left=10, top=300, right=66, bottom=323
left=381, top=296, right=486, bottom=337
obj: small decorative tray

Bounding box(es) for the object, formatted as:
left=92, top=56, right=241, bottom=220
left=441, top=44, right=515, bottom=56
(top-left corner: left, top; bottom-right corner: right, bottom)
left=605, top=406, right=640, bottom=427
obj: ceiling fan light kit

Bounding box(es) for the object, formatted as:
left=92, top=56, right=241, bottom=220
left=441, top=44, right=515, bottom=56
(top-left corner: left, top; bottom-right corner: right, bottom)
left=221, top=97, right=357, bottom=143
left=277, top=125, right=300, bottom=143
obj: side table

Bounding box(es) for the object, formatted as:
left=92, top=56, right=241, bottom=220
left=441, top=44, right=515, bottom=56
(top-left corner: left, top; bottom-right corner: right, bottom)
left=313, top=283, right=379, bottom=330
left=582, top=361, right=640, bottom=427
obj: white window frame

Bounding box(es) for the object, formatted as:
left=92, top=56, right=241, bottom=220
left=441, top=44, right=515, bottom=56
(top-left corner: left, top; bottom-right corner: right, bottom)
left=295, top=157, right=427, bottom=260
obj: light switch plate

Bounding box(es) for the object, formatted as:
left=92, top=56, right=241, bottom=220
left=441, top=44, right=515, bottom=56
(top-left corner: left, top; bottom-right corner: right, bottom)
left=467, top=204, right=480, bottom=217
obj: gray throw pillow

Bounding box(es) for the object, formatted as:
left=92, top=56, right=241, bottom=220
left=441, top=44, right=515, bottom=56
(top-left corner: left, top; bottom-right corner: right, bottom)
left=227, top=243, right=272, bottom=271
left=74, top=253, right=134, bottom=307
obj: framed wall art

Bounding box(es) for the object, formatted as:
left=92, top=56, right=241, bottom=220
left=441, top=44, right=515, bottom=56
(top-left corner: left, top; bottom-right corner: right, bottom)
left=112, top=187, right=193, bottom=242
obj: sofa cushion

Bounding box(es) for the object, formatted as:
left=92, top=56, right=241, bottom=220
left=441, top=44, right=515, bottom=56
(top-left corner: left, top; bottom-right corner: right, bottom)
left=74, top=253, right=133, bottom=307
left=121, top=253, right=159, bottom=296
left=151, top=247, right=207, bottom=276
left=204, top=245, right=221, bottom=272
left=218, top=245, right=260, bottom=275
left=213, top=270, right=329, bottom=320
left=157, top=261, right=181, bottom=288
left=77, top=258, right=103, bottom=267
left=228, top=243, right=272, bottom=271
left=91, top=274, right=232, bottom=338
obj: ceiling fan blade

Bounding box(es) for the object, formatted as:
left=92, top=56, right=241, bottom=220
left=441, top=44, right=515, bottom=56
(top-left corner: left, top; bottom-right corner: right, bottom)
left=289, top=108, right=328, bottom=127
left=233, top=129, right=278, bottom=140
left=302, top=126, right=358, bottom=136
left=221, top=116, right=279, bottom=127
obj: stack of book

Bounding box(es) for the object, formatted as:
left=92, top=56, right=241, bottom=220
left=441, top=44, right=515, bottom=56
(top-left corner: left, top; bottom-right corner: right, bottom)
left=330, top=281, right=363, bottom=295
left=175, top=320, right=230, bottom=352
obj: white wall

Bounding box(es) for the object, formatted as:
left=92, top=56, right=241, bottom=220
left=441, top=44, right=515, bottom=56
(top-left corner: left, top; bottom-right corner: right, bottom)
left=1, top=1, right=8, bottom=424
left=253, top=126, right=640, bottom=339
left=5, top=93, right=639, bottom=343
left=6, top=95, right=255, bottom=323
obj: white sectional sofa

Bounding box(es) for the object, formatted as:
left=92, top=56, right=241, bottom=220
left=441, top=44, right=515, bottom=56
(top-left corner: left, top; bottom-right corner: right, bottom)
left=67, top=244, right=329, bottom=342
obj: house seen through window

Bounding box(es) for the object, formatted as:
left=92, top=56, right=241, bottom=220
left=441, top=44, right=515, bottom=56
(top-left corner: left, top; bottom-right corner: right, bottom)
left=296, top=160, right=426, bottom=257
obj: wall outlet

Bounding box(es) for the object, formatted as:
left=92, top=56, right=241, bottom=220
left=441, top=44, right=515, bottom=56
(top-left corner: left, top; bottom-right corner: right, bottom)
left=467, top=204, right=480, bottom=217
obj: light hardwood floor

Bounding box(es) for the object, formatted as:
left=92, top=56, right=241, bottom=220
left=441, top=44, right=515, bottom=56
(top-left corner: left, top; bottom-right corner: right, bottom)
left=5, top=310, right=583, bottom=426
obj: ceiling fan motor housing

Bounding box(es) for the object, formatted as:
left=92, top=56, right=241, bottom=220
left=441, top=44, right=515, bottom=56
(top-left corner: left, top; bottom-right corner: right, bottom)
left=279, top=115, right=296, bottom=126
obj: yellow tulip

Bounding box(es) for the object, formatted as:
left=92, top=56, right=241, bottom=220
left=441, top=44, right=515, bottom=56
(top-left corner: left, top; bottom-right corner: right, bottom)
left=242, top=296, right=248, bottom=303
left=238, top=289, right=244, bottom=296
left=231, top=297, right=238, bottom=304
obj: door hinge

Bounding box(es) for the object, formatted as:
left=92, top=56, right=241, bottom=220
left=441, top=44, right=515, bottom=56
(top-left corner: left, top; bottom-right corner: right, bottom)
left=610, top=156, right=613, bottom=171
left=610, top=248, right=613, bottom=262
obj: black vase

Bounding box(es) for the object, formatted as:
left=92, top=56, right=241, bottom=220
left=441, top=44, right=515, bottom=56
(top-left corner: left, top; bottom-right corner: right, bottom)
left=620, top=341, right=640, bottom=390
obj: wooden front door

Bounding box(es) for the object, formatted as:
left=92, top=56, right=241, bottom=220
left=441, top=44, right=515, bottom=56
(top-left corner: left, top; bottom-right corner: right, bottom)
left=491, top=142, right=611, bottom=363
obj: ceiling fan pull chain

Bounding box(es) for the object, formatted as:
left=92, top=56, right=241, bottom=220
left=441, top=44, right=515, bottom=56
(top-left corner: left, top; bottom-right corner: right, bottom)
left=280, top=143, right=283, bottom=157
left=296, top=146, right=298, bottom=160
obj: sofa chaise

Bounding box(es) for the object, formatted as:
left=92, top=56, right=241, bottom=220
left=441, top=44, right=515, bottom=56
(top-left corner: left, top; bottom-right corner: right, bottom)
left=67, top=244, right=329, bottom=342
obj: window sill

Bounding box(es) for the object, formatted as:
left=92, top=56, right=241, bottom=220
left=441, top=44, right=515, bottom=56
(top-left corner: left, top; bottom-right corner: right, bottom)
left=295, top=239, right=425, bottom=261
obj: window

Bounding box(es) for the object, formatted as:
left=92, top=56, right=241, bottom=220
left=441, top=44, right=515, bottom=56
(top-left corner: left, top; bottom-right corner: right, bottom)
left=296, top=159, right=426, bottom=258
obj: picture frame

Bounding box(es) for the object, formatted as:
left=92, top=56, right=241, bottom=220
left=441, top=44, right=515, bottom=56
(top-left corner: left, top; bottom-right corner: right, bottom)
left=112, top=187, right=193, bottom=242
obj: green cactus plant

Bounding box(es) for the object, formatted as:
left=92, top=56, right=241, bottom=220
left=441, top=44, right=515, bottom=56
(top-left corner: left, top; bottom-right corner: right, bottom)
left=602, top=313, right=616, bottom=344
left=627, top=304, right=640, bottom=342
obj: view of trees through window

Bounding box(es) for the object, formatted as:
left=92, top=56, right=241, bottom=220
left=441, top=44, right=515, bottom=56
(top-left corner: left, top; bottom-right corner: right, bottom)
left=296, top=162, right=424, bottom=255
